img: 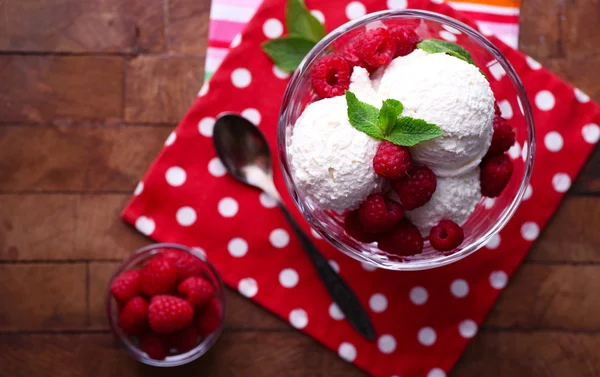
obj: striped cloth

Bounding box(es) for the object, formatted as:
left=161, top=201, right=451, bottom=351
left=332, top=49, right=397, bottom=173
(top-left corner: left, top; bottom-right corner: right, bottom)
left=204, top=0, right=521, bottom=81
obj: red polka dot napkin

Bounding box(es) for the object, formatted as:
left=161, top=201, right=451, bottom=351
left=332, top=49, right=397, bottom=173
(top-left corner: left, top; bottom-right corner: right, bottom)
left=122, top=0, right=600, bottom=376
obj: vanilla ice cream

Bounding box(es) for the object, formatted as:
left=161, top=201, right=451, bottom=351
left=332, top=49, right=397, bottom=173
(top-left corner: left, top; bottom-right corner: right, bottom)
left=378, top=50, right=495, bottom=177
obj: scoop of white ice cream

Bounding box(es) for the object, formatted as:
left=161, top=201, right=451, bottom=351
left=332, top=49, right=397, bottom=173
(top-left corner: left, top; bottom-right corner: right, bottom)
left=378, top=50, right=494, bottom=177
left=289, top=69, right=383, bottom=211
left=406, top=168, right=481, bottom=236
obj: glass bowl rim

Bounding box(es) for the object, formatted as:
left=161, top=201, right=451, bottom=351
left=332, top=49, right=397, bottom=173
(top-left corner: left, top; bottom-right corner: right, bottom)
left=277, top=9, right=536, bottom=271
left=105, top=243, right=227, bottom=367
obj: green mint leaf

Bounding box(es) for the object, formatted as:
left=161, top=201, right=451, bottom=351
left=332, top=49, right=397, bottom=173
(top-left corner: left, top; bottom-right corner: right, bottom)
left=286, top=0, right=326, bottom=43
left=345, top=91, right=384, bottom=139
left=261, top=36, right=316, bottom=72
left=377, top=99, right=403, bottom=135
left=417, top=38, right=476, bottom=66
left=385, top=116, right=444, bottom=146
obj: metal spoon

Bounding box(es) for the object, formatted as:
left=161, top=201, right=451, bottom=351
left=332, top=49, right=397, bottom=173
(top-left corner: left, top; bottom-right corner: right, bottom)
left=213, top=114, right=376, bottom=341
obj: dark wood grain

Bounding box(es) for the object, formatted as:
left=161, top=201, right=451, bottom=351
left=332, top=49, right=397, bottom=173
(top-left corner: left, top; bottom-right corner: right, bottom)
left=167, top=0, right=212, bottom=53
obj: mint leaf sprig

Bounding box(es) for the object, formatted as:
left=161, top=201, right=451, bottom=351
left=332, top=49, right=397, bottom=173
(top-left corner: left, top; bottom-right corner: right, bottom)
left=345, top=91, right=443, bottom=147
left=417, top=38, right=475, bottom=66
left=261, top=0, right=325, bottom=73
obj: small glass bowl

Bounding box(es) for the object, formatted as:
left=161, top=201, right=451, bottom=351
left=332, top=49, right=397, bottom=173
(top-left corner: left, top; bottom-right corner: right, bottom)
left=106, top=243, right=226, bottom=367
left=277, top=10, right=535, bottom=271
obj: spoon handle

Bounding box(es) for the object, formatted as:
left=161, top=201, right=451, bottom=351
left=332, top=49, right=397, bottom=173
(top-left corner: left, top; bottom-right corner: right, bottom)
left=278, top=204, right=376, bottom=341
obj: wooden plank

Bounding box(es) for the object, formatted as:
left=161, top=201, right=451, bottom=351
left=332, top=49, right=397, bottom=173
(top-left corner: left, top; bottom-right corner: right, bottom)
left=0, top=126, right=171, bottom=192
left=0, top=0, right=165, bottom=53
left=125, top=56, right=205, bottom=123
left=561, top=0, right=600, bottom=60
left=167, top=0, right=212, bottom=53
left=518, top=0, right=562, bottom=59
left=543, top=58, right=600, bottom=104
left=0, top=333, right=329, bottom=377
left=0, top=56, right=124, bottom=122
left=0, top=264, right=87, bottom=331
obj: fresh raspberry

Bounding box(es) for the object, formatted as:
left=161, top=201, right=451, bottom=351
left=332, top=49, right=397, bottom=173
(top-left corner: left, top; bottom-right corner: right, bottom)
left=341, top=35, right=376, bottom=72
left=392, top=165, right=437, bottom=210
left=388, top=26, right=420, bottom=57
left=358, top=28, right=395, bottom=67
left=373, top=141, right=412, bottom=179
left=110, top=270, right=140, bottom=303
left=177, top=276, right=215, bottom=309
left=118, top=296, right=149, bottom=335
left=163, top=325, right=199, bottom=353
left=310, top=55, right=351, bottom=98
left=162, top=249, right=205, bottom=281
left=139, top=333, right=167, bottom=360
left=487, top=115, right=516, bottom=156
left=429, top=219, right=465, bottom=252
left=343, top=210, right=378, bottom=243
left=494, top=102, right=501, bottom=115
left=140, top=257, right=179, bottom=296
left=480, top=154, right=514, bottom=197
left=148, top=295, right=194, bottom=334
left=377, top=221, right=424, bottom=256
left=194, top=298, right=223, bottom=337
left=358, top=193, right=404, bottom=233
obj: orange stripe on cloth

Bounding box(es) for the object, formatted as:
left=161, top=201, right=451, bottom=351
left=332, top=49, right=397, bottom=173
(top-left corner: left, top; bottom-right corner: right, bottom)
left=449, top=0, right=520, bottom=8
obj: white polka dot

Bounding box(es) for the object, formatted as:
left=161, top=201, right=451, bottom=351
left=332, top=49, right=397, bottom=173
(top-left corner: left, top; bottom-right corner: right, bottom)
left=369, top=293, right=388, bottom=313
left=508, top=141, right=521, bottom=160
left=135, top=216, right=155, bottom=236
left=345, top=1, right=366, bottom=20
left=428, top=368, right=447, bottom=377
left=450, top=279, right=469, bottom=298
left=552, top=173, right=571, bottom=193
left=485, top=234, right=501, bottom=250
left=439, top=30, right=457, bottom=42
left=198, top=117, right=216, bottom=137
left=231, top=68, right=252, bottom=88
left=361, top=262, right=377, bottom=272
left=329, top=260, right=340, bottom=273
left=218, top=197, right=239, bottom=217
left=238, top=278, right=258, bottom=297
left=176, top=206, right=197, bottom=226
left=329, top=303, right=345, bottom=320
left=574, top=88, right=590, bottom=103
left=386, top=0, right=407, bottom=9
left=164, top=131, right=177, bottom=146
left=311, top=229, right=323, bottom=239
left=377, top=334, right=397, bottom=354
left=582, top=123, right=600, bottom=144
left=544, top=131, right=563, bottom=152
left=442, top=24, right=461, bottom=34
left=289, top=309, right=308, bottom=329
left=431, top=0, right=445, bottom=3
left=535, top=90, right=555, bottom=111
left=165, top=166, right=186, bottom=186
left=338, top=342, right=357, bottom=362
left=270, top=229, right=290, bottom=248
left=490, top=270, right=508, bottom=289
left=521, top=222, right=539, bottom=241
left=228, top=237, right=248, bottom=257
left=483, top=197, right=495, bottom=209
left=418, top=327, right=437, bottom=346
left=208, top=157, right=227, bottom=177
left=517, top=95, right=524, bottom=115
left=488, top=61, right=506, bottom=81
left=258, top=192, right=277, bottom=208
left=310, top=9, right=325, bottom=23
left=459, top=319, right=478, bottom=338
left=133, top=181, right=144, bottom=196
left=273, top=65, right=291, bottom=79
left=192, top=247, right=206, bottom=257
left=230, top=33, right=242, bottom=48
left=522, top=141, right=529, bottom=162
left=498, top=100, right=513, bottom=119
left=241, top=108, right=261, bottom=125
left=523, top=184, right=533, bottom=200
left=263, top=18, right=283, bottom=39
left=198, top=82, right=209, bottom=96
left=409, top=286, right=428, bottom=305
left=526, top=56, right=542, bottom=70
left=279, top=268, right=299, bottom=288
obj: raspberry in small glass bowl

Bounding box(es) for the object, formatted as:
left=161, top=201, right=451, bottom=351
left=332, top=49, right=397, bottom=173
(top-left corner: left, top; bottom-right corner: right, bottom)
left=105, top=243, right=226, bottom=367
left=277, top=10, right=535, bottom=271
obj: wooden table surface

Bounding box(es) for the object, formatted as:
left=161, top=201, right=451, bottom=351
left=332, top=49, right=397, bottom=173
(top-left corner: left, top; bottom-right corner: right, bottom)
left=1, top=0, right=600, bottom=376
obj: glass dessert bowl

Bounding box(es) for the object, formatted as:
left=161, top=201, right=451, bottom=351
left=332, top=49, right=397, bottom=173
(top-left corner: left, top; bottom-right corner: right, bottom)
left=277, top=10, right=535, bottom=271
